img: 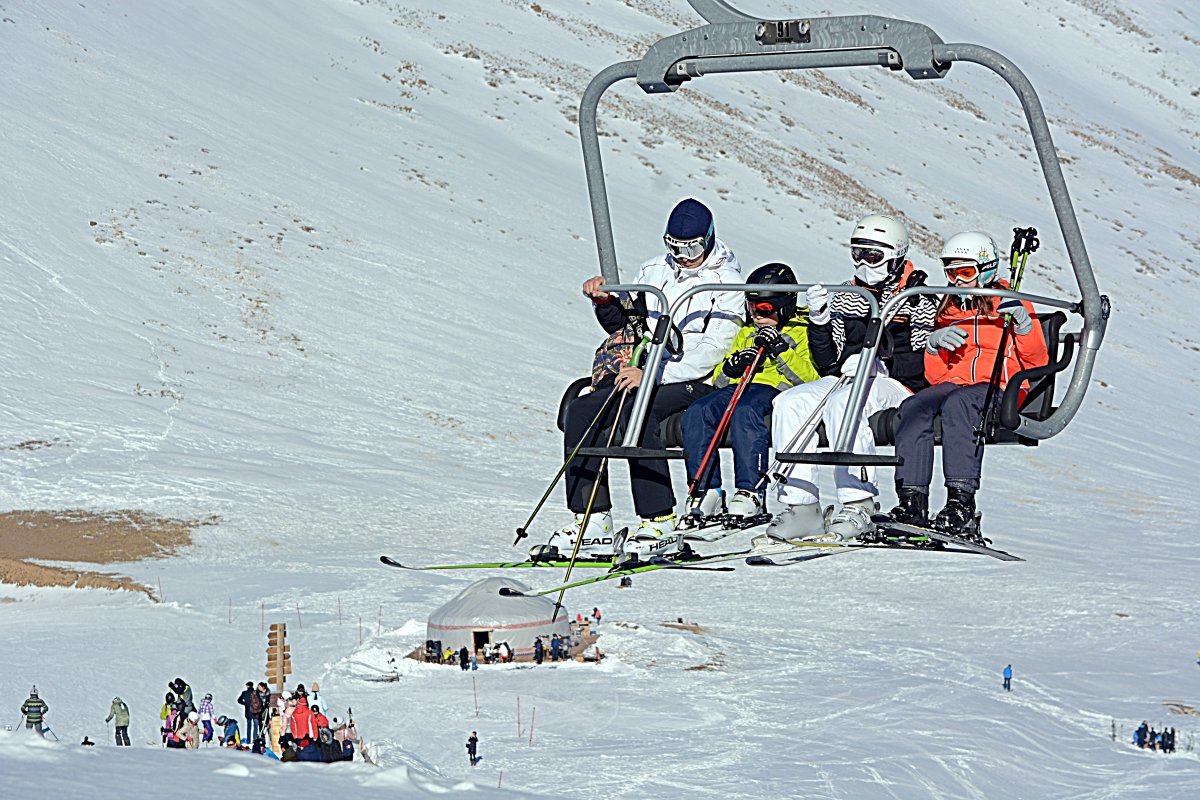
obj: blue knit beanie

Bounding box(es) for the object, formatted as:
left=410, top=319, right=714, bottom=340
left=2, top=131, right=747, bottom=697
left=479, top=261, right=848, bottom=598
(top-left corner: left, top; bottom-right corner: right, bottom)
left=666, top=198, right=714, bottom=241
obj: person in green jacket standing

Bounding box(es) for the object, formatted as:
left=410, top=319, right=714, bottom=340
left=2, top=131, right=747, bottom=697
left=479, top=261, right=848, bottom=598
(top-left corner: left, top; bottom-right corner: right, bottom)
left=681, top=262, right=820, bottom=526
left=21, top=687, right=49, bottom=735
left=106, top=697, right=131, bottom=746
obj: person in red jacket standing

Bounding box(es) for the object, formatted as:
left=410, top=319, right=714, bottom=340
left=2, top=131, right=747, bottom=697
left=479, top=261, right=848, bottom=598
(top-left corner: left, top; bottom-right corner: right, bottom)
left=289, top=693, right=317, bottom=747
left=882, top=231, right=1048, bottom=537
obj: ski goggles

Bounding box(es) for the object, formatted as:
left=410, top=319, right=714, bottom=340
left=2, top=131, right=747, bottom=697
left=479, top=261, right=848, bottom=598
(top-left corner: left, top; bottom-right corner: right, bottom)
left=942, top=262, right=981, bottom=282
left=747, top=299, right=782, bottom=316
left=663, top=228, right=712, bottom=261
left=850, top=246, right=887, bottom=265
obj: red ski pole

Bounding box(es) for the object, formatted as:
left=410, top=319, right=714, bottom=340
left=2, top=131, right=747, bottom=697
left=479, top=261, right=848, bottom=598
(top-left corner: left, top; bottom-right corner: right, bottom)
left=684, top=346, right=766, bottom=501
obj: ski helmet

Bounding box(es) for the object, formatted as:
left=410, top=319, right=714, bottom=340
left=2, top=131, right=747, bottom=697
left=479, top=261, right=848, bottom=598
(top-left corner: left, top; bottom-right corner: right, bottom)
left=30, top=686, right=38, bottom=697
left=849, top=214, right=910, bottom=285
left=188, top=711, right=199, bottom=723
left=940, top=231, right=1000, bottom=284
left=745, top=262, right=798, bottom=321
left=663, top=198, right=715, bottom=263
left=216, top=715, right=228, bottom=726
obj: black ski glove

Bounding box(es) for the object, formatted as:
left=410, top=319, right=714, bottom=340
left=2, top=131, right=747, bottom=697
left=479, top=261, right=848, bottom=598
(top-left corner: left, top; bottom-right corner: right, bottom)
left=722, top=348, right=761, bottom=378
left=753, top=326, right=789, bottom=358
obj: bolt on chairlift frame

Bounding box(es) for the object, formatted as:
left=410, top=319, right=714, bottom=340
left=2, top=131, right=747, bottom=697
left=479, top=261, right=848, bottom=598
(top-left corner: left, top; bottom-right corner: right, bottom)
left=580, top=0, right=1110, bottom=456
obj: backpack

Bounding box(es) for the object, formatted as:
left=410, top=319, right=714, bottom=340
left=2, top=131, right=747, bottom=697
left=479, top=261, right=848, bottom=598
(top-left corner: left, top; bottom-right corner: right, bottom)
left=249, top=692, right=263, bottom=714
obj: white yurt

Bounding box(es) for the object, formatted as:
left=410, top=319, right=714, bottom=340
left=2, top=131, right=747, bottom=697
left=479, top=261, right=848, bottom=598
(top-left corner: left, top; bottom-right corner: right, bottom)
left=426, top=577, right=570, bottom=660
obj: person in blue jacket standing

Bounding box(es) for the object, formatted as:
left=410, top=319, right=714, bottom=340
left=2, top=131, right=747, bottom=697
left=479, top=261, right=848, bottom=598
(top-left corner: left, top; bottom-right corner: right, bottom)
left=1003, top=664, right=1013, bottom=691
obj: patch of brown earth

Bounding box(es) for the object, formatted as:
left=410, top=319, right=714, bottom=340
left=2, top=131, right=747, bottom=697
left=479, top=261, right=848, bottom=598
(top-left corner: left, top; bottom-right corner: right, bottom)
left=0, top=510, right=217, bottom=599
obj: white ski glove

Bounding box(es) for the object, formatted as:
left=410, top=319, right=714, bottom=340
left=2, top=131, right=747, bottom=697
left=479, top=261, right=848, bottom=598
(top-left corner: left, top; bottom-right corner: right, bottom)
left=926, top=326, right=968, bottom=354
left=997, top=299, right=1033, bottom=336
left=805, top=284, right=830, bottom=325
left=838, top=353, right=885, bottom=378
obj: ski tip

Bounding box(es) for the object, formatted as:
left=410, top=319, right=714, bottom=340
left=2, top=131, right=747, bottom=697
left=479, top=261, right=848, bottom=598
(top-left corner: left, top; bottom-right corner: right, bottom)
left=379, top=556, right=402, bottom=567
left=498, top=587, right=527, bottom=598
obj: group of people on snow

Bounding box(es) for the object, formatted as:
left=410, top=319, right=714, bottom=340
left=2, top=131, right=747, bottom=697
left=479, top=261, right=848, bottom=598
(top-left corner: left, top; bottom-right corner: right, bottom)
left=19, top=678, right=356, bottom=762
left=551, top=198, right=1049, bottom=556
left=1133, top=721, right=1178, bottom=752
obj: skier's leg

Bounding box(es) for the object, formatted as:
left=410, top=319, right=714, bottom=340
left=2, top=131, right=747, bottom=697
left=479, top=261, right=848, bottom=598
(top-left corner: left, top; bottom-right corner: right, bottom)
left=771, top=378, right=835, bottom=506
left=827, top=376, right=912, bottom=504
left=938, top=383, right=989, bottom=493
left=893, top=383, right=958, bottom=491
left=563, top=384, right=620, bottom=514
left=630, top=381, right=712, bottom=519
left=729, top=384, right=778, bottom=492
left=681, top=385, right=734, bottom=492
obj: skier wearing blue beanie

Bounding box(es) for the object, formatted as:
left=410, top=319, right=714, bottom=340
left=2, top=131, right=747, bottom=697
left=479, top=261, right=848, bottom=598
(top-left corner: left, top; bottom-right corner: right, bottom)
left=553, top=198, right=745, bottom=560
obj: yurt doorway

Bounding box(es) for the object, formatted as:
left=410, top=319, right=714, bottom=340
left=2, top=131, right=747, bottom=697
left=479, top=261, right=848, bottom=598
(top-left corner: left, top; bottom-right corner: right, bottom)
left=473, top=630, right=491, bottom=652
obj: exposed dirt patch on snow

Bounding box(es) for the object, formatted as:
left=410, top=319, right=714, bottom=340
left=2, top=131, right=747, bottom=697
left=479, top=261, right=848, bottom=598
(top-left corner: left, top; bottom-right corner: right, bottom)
left=0, top=510, right=216, bottom=598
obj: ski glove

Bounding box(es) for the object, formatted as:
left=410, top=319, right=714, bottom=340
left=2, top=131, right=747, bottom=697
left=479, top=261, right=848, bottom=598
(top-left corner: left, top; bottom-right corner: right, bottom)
left=753, top=326, right=789, bottom=358
left=722, top=348, right=761, bottom=379
left=839, top=353, right=874, bottom=378
left=997, top=299, right=1033, bottom=336
left=926, top=326, right=969, bottom=354
left=805, top=284, right=830, bottom=325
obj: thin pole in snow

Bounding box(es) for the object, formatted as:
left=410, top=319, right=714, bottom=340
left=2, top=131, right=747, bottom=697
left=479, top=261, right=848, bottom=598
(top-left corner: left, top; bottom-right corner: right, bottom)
left=358, top=615, right=363, bottom=646
left=260, top=601, right=264, bottom=633
left=473, top=676, right=479, bottom=716
left=528, top=707, right=536, bottom=747
left=498, top=771, right=503, bottom=789
left=157, top=575, right=163, bottom=603
left=377, top=605, right=382, bottom=636
left=227, top=596, right=232, bottom=624
left=296, top=602, right=303, bottom=629
left=517, top=696, right=521, bottom=737
left=338, top=595, right=342, bottom=625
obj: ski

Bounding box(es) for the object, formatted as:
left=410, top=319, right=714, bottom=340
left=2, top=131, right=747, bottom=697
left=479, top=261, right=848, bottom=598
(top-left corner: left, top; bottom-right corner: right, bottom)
left=866, top=521, right=1024, bottom=562
left=379, top=555, right=619, bottom=571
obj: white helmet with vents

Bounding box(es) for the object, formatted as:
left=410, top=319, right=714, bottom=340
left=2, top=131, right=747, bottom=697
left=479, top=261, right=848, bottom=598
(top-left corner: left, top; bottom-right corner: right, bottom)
left=849, top=214, right=910, bottom=285
left=940, top=231, right=1000, bottom=284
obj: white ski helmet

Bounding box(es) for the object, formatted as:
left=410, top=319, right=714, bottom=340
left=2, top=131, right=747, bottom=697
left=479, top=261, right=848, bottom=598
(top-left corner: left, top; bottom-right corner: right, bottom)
left=940, top=231, right=1000, bottom=284
left=849, top=214, right=910, bottom=285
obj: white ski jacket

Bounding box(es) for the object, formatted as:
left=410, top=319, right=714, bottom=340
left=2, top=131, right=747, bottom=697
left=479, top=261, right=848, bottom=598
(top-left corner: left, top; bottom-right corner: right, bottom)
left=620, top=238, right=744, bottom=385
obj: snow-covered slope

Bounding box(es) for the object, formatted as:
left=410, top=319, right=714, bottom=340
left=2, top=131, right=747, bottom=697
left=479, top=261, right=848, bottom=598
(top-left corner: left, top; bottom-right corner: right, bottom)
left=1, top=1, right=1197, bottom=797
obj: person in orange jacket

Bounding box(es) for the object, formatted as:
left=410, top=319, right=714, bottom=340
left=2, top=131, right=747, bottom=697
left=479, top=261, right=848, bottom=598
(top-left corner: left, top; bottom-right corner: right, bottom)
left=289, top=693, right=317, bottom=747
left=882, top=231, right=1048, bottom=537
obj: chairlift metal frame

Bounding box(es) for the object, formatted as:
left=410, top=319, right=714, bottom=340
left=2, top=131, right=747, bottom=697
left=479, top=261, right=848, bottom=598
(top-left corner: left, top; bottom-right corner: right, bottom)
left=578, top=0, right=1109, bottom=453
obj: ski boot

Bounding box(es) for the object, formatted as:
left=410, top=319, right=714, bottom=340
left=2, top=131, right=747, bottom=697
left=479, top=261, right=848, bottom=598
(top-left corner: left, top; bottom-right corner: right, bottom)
left=763, top=502, right=824, bottom=541
left=621, top=513, right=687, bottom=564
left=678, top=488, right=726, bottom=530
left=809, top=497, right=878, bottom=543
left=865, top=486, right=930, bottom=546
left=545, top=510, right=619, bottom=558
left=932, top=488, right=987, bottom=546
left=720, top=490, right=773, bottom=530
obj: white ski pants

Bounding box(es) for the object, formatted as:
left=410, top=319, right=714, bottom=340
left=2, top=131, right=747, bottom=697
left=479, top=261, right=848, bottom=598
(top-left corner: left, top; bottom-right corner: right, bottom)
left=771, top=373, right=912, bottom=506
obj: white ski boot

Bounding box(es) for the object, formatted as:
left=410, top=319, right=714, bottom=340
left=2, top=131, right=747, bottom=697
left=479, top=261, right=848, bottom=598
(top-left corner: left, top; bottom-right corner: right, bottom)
left=622, top=513, right=686, bottom=561
left=545, top=511, right=619, bottom=557
left=764, top=502, right=824, bottom=540
left=679, top=488, right=726, bottom=529
left=816, top=498, right=879, bottom=542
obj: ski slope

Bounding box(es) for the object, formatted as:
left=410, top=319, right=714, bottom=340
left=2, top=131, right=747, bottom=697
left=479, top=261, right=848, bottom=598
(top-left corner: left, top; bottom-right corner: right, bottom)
left=1, top=0, right=1198, bottom=797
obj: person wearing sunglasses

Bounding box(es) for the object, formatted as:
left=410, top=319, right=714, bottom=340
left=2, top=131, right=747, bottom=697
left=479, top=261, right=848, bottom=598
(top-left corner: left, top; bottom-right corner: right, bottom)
left=554, top=198, right=744, bottom=558
left=679, top=263, right=821, bottom=526
left=767, top=214, right=938, bottom=542
left=880, top=231, right=1049, bottom=537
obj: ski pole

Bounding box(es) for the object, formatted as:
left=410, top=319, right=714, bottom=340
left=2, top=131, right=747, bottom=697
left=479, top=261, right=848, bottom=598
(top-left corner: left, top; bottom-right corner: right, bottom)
left=683, top=347, right=766, bottom=504
left=552, top=385, right=631, bottom=622
left=512, top=380, right=623, bottom=546
left=755, top=374, right=853, bottom=491
left=513, top=336, right=650, bottom=546
left=975, top=226, right=1038, bottom=446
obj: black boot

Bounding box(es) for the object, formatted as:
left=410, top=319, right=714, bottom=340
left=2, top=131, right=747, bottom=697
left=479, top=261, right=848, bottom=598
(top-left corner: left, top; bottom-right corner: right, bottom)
left=884, top=486, right=929, bottom=527
left=933, top=488, right=979, bottom=538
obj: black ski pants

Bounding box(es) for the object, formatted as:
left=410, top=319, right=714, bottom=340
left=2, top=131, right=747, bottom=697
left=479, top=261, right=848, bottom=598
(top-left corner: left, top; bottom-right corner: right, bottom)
left=115, top=725, right=130, bottom=746
left=894, top=382, right=988, bottom=492
left=564, top=377, right=713, bottom=519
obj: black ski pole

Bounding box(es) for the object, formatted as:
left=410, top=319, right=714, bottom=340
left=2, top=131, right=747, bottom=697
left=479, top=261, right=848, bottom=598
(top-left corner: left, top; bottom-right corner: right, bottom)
left=512, top=379, right=624, bottom=546
left=513, top=335, right=651, bottom=546
left=975, top=227, right=1038, bottom=447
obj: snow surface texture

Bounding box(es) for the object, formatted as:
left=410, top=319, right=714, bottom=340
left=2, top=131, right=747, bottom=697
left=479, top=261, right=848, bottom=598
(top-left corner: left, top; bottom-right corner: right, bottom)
left=1, top=0, right=1198, bottom=797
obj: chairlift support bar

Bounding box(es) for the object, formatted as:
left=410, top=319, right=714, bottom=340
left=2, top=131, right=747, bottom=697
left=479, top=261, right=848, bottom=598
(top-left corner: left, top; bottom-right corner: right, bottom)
left=579, top=0, right=1108, bottom=443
